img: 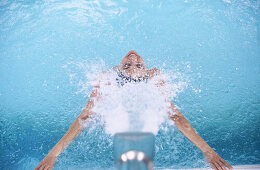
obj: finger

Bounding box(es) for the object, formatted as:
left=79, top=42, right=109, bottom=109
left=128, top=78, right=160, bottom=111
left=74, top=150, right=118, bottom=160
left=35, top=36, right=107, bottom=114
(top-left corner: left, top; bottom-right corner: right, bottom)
left=43, top=166, right=49, bottom=170
left=220, top=159, right=233, bottom=169
left=210, top=162, right=218, bottom=170
left=39, top=164, right=46, bottom=170
left=214, top=162, right=223, bottom=170
left=217, top=161, right=226, bottom=170
left=35, top=162, right=43, bottom=170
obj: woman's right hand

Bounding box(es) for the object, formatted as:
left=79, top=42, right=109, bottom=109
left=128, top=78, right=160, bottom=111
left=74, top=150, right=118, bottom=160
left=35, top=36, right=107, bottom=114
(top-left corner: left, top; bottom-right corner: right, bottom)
left=35, top=153, right=57, bottom=170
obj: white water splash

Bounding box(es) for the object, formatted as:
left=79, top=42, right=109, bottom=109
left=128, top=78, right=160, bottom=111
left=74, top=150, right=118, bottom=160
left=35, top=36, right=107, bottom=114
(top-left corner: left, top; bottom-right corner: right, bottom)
left=66, top=60, right=188, bottom=135
left=80, top=67, right=187, bottom=135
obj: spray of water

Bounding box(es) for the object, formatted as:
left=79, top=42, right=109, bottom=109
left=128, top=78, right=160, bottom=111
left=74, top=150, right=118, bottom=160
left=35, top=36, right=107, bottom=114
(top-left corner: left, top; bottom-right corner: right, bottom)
left=68, top=61, right=188, bottom=135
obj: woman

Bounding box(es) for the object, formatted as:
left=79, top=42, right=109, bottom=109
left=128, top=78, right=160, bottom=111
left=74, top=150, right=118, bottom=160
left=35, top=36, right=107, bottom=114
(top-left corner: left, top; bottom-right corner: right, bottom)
left=36, top=50, right=233, bottom=170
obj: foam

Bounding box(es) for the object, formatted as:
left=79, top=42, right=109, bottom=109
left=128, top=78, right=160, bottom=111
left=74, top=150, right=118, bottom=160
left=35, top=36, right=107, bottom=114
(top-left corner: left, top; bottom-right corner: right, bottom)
left=80, top=68, right=187, bottom=135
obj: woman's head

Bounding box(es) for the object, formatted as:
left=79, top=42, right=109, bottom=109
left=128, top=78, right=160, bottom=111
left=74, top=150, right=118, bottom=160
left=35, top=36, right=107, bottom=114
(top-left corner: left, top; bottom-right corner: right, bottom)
left=120, top=50, right=146, bottom=78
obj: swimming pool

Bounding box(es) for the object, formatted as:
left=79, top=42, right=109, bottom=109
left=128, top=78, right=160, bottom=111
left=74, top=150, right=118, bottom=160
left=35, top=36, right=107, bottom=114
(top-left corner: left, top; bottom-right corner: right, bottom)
left=0, top=0, right=259, bottom=169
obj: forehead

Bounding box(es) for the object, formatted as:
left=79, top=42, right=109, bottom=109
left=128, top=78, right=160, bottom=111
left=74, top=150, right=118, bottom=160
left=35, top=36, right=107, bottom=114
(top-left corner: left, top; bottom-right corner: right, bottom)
left=121, top=54, right=145, bottom=64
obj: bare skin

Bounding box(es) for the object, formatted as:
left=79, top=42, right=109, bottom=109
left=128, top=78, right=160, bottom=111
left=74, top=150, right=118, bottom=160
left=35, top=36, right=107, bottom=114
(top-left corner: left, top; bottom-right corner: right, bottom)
left=35, top=50, right=233, bottom=170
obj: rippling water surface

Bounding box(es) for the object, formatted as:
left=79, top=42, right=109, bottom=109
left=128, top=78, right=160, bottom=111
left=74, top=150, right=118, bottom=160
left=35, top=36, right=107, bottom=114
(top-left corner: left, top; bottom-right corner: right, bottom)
left=0, top=0, right=259, bottom=169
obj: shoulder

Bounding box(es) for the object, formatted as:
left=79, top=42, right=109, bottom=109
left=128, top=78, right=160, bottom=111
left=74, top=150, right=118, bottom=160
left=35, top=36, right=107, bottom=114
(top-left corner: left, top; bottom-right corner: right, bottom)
left=93, top=69, right=117, bottom=88
left=146, top=68, right=166, bottom=87
left=112, top=66, right=120, bottom=72
left=146, top=68, right=161, bottom=79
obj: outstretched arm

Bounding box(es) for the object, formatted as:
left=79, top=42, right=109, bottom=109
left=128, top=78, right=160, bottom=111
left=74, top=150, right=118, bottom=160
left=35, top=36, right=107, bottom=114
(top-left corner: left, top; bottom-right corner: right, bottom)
left=151, top=69, right=232, bottom=169
left=168, top=101, right=233, bottom=170
left=35, top=86, right=100, bottom=170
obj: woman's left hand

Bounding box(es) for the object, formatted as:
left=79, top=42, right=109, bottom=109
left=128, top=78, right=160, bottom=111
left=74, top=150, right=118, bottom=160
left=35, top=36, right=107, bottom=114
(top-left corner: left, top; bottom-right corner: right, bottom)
left=203, top=149, right=233, bottom=170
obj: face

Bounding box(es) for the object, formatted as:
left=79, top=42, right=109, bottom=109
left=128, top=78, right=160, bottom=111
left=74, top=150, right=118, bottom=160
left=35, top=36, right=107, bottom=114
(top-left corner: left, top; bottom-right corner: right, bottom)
left=120, top=50, right=146, bottom=78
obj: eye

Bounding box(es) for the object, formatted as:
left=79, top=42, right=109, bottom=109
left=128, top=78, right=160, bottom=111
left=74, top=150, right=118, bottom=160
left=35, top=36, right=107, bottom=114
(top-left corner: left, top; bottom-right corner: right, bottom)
left=123, top=63, right=131, bottom=69
left=136, top=63, right=143, bottom=69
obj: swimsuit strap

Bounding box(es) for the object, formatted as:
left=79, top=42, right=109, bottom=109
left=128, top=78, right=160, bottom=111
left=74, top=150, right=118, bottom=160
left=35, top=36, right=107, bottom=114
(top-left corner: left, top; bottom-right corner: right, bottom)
left=116, top=70, right=148, bottom=86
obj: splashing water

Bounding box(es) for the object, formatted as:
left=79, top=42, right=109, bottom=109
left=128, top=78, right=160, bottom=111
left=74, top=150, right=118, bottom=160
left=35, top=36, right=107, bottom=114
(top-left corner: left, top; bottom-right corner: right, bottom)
left=75, top=63, right=188, bottom=135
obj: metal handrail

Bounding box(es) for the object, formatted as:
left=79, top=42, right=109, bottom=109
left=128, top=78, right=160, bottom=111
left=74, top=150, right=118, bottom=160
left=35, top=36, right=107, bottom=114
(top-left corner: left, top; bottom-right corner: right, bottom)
left=117, top=150, right=153, bottom=170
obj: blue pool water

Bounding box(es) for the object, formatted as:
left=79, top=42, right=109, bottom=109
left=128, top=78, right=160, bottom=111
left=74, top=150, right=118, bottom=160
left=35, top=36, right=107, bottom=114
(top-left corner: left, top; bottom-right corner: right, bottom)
left=0, top=0, right=260, bottom=169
